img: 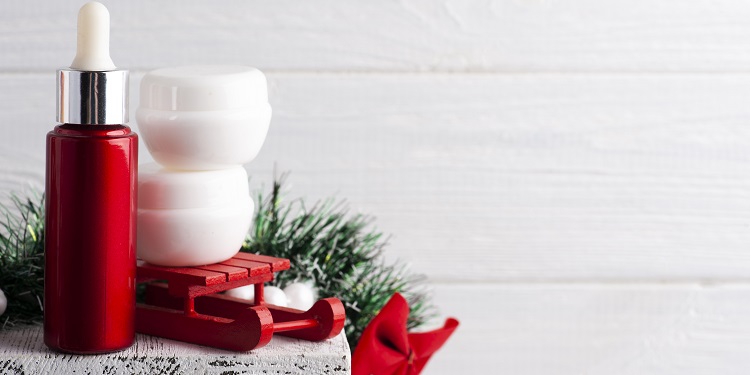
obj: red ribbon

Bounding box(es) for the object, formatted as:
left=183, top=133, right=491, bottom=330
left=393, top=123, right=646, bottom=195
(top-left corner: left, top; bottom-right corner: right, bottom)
left=352, top=293, right=459, bottom=375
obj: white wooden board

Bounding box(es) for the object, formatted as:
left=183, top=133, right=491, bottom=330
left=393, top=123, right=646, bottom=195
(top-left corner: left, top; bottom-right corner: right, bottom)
left=426, top=283, right=750, bottom=375
left=3, top=73, right=750, bottom=281
left=0, top=327, right=350, bottom=374
left=4, top=0, right=750, bottom=72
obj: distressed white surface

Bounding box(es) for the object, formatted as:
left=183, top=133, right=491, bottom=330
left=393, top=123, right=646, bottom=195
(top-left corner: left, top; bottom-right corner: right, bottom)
left=0, top=326, right=350, bottom=374
left=3, top=1, right=750, bottom=374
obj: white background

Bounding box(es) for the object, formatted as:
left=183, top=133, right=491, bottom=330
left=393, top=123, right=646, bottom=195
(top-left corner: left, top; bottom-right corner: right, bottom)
left=4, top=1, right=750, bottom=373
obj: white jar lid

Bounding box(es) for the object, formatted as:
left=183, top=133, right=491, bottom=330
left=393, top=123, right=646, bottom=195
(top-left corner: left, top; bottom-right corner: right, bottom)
left=139, top=65, right=268, bottom=111
left=138, top=163, right=250, bottom=209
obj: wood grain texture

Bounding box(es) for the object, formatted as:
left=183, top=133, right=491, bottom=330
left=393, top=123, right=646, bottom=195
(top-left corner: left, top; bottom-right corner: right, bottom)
left=426, top=283, right=750, bottom=375
left=0, top=327, right=350, bottom=374
left=3, top=2, right=750, bottom=374
left=4, top=0, right=750, bottom=72
left=3, top=73, right=750, bottom=281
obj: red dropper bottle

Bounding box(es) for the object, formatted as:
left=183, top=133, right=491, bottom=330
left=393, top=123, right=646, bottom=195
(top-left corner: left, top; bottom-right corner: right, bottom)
left=44, top=2, right=137, bottom=354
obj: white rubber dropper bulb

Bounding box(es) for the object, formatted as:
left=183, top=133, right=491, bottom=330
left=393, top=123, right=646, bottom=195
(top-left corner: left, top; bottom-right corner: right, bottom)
left=70, top=2, right=116, bottom=71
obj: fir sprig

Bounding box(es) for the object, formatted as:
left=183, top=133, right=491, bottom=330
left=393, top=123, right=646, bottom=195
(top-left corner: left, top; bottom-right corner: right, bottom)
left=0, top=178, right=435, bottom=350
left=0, top=194, right=45, bottom=328
left=242, top=175, right=434, bottom=347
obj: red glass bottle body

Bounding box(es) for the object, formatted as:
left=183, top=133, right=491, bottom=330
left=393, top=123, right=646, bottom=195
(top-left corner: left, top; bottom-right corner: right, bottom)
left=44, top=124, right=138, bottom=354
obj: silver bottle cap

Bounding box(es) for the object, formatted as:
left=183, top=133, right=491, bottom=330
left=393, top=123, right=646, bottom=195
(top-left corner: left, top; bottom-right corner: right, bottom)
left=57, top=69, right=129, bottom=125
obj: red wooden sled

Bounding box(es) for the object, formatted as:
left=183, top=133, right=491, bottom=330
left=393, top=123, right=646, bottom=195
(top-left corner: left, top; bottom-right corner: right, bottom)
left=135, top=252, right=346, bottom=351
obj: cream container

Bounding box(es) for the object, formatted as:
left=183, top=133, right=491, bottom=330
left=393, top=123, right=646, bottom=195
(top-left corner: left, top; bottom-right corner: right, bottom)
left=137, top=65, right=271, bottom=170
left=137, top=163, right=253, bottom=266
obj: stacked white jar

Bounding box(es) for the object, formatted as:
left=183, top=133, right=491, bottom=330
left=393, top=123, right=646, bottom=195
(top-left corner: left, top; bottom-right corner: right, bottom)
left=136, top=66, right=271, bottom=267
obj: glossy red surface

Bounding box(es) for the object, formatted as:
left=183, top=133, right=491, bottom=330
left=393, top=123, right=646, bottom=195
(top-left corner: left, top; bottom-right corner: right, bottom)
left=134, top=253, right=344, bottom=351
left=44, top=124, right=138, bottom=354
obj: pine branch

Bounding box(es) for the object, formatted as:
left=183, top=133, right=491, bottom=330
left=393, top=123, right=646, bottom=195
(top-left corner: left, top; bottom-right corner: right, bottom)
left=242, top=176, right=435, bottom=347
left=0, top=178, right=437, bottom=351
left=0, top=193, right=45, bottom=328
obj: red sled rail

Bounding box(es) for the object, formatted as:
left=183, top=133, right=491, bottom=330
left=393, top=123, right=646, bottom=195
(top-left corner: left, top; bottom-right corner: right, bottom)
left=135, top=252, right=346, bottom=352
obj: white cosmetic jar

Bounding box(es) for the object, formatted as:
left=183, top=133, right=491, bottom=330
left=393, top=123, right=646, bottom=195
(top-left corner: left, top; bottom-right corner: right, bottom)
left=137, top=163, right=253, bottom=267
left=137, top=65, right=271, bottom=170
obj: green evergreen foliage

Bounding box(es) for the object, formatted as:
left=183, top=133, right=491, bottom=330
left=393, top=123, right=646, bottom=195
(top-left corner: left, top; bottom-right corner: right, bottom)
left=243, top=176, right=434, bottom=347
left=0, top=178, right=434, bottom=349
left=0, top=194, right=45, bottom=328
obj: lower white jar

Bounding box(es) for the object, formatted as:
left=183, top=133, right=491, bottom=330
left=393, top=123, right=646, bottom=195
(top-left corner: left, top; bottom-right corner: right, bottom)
left=137, top=164, right=253, bottom=266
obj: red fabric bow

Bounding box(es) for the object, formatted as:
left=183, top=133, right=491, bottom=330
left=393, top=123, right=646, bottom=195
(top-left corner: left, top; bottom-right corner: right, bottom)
left=352, top=293, right=459, bottom=375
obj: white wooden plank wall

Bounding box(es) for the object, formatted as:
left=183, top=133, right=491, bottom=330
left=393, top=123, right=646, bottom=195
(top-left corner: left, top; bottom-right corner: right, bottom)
left=3, top=1, right=750, bottom=373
